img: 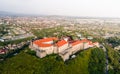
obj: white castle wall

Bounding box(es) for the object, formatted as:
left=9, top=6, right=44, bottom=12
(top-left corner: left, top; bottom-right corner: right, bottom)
left=53, top=46, right=58, bottom=54
left=79, top=43, right=84, bottom=50
left=30, top=39, right=99, bottom=61
left=58, top=43, right=69, bottom=53
left=59, top=53, right=70, bottom=61
left=36, top=50, right=47, bottom=58
left=38, top=46, right=54, bottom=55
left=83, top=42, right=89, bottom=49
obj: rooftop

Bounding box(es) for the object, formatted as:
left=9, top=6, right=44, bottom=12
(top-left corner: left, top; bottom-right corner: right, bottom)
left=33, top=37, right=98, bottom=48
left=56, top=40, right=68, bottom=47
left=71, top=40, right=82, bottom=46
left=33, top=37, right=58, bottom=47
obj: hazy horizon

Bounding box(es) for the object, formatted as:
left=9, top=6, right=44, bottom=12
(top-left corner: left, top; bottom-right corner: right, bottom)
left=0, top=0, right=120, bottom=18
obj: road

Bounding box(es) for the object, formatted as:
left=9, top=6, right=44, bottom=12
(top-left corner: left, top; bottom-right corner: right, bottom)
left=100, top=44, right=108, bottom=74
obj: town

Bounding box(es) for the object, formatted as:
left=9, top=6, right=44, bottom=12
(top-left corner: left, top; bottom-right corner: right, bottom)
left=0, top=0, right=120, bottom=74
left=0, top=16, right=120, bottom=55
left=0, top=16, right=120, bottom=74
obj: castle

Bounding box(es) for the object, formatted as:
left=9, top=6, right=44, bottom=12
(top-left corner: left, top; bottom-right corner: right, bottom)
left=29, top=37, right=99, bottom=61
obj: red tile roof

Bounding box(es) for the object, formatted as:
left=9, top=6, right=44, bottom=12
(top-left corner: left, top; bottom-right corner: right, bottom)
left=38, top=37, right=58, bottom=42
left=56, top=40, right=68, bottom=47
left=33, top=37, right=99, bottom=48
left=38, top=43, right=53, bottom=47
left=33, top=37, right=58, bottom=47
left=89, top=42, right=94, bottom=45
left=81, top=39, right=90, bottom=43
left=71, top=40, right=82, bottom=46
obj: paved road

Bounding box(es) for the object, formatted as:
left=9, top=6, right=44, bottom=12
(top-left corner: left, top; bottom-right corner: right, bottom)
left=100, top=44, right=108, bottom=74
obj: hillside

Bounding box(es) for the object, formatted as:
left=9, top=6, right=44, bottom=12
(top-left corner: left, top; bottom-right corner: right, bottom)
left=105, top=45, right=120, bottom=74
left=0, top=47, right=106, bottom=74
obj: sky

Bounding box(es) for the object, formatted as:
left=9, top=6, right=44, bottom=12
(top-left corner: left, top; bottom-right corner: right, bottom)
left=0, top=0, right=120, bottom=17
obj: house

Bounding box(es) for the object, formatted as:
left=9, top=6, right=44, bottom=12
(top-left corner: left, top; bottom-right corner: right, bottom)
left=114, top=46, right=120, bottom=50
left=0, top=49, right=6, bottom=54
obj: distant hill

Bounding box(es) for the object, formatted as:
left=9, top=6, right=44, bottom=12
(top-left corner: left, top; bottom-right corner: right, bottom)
left=0, top=11, right=36, bottom=17
left=0, top=11, right=17, bottom=16
left=0, top=11, right=120, bottom=19
left=0, top=11, right=47, bottom=17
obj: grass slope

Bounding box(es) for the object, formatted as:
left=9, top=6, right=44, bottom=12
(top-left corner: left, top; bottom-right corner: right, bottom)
left=0, top=47, right=105, bottom=74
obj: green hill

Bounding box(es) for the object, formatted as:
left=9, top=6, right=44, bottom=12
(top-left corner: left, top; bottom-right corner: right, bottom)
left=0, top=47, right=105, bottom=74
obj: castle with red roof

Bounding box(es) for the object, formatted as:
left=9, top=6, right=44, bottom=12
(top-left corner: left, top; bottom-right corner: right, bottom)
left=29, top=37, right=99, bottom=61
